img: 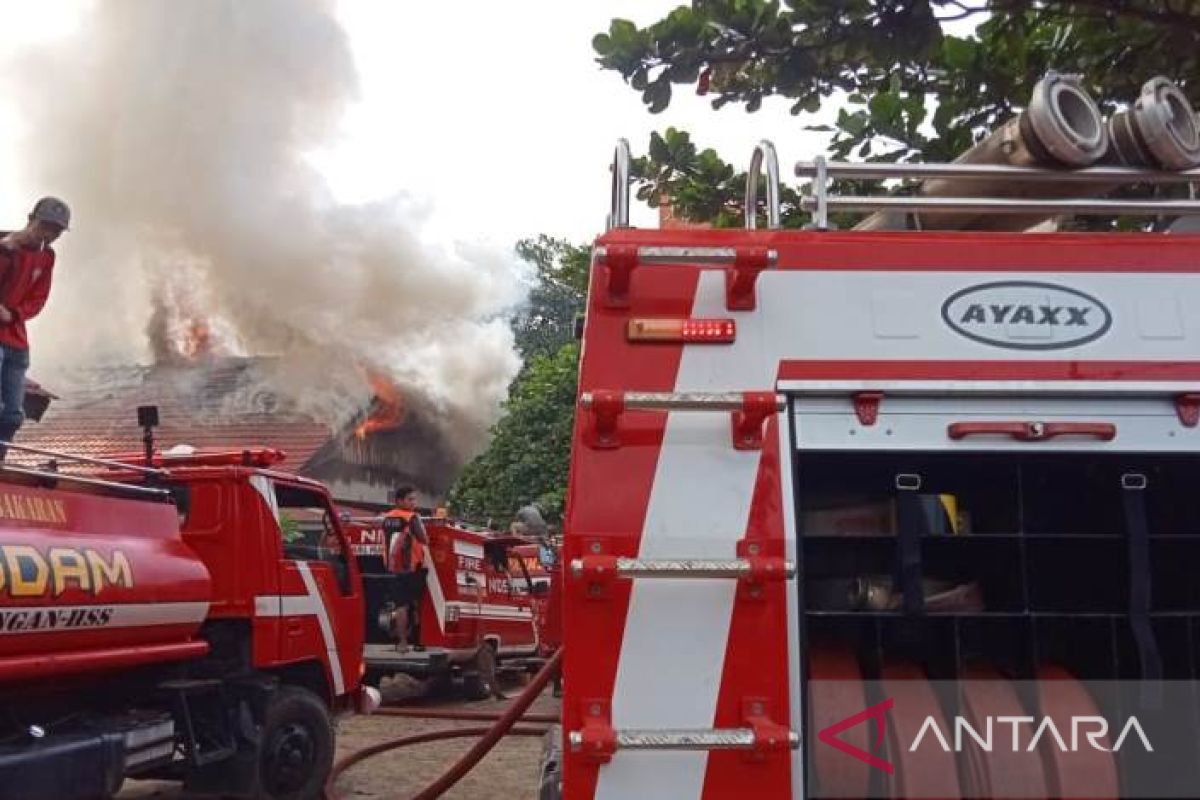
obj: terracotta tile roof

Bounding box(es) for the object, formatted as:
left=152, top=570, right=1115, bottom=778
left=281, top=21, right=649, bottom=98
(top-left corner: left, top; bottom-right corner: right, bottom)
left=15, top=358, right=334, bottom=472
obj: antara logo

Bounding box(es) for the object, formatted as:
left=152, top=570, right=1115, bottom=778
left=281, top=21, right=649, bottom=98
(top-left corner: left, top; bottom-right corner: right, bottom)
left=818, top=699, right=1152, bottom=775
left=941, top=281, right=1112, bottom=350
left=910, top=714, right=1152, bottom=754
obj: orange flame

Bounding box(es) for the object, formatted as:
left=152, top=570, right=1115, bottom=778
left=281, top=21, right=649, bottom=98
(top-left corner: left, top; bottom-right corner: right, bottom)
left=354, top=370, right=405, bottom=440
left=181, top=319, right=213, bottom=359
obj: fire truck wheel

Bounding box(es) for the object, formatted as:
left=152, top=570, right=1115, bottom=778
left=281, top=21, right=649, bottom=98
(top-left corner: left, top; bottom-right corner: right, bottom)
left=462, top=643, right=499, bottom=701
left=257, top=686, right=335, bottom=800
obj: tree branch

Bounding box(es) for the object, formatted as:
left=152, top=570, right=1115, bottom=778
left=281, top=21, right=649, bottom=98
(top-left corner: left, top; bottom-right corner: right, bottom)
left=936, top=0, right=989, bottom=18
left=992, top=0, right=1200, bottom=34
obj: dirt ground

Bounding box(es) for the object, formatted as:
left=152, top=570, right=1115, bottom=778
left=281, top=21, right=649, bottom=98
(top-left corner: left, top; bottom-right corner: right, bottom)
left=118, top=673, right=558, bottom=800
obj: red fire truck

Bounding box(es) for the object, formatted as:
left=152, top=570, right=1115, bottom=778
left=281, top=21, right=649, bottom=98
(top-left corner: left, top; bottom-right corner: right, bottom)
left=550, top=74, right=1200, bottom=800
left=341, top=515, right=545, bottom=698
left=0, top=441, right=375, bottom=800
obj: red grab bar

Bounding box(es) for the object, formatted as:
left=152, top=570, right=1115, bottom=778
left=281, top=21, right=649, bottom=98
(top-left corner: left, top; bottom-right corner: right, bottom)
left=947, top=421, right=1117, bottom=442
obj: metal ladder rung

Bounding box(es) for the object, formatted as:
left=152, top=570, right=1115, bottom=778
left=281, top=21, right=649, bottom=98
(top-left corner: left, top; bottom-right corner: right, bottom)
left=594, top=245, right=779, bottom=267
left=579, top=391, right=785, bottom=412
left=581, top=391, right=783, bottom=451
left=570, top=556, right=795, bottom=580
left=569, top=727, right=799, bottom=753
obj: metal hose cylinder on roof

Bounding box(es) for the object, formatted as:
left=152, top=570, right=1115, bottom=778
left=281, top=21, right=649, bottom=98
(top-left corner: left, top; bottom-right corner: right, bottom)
left=1106, top=76, right=1200, bottom=170
left=855, top=72, right=1109, bottom=231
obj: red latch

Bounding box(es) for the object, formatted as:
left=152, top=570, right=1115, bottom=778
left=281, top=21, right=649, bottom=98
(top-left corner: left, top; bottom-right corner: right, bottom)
left=725, top=247, right=772, bottom=311
left=577, top=700, right=617, bottom=764
left=853, top=391, right=883, bottom=426
left=1176, top=394, right=1200, bottom=428
left=574, top=553, right=619, bottom=600
left=743, top=698, right=794, bottom=762
left=947, top=421, right=1117, bottom=442
left=602, top=245, right=639, bottom=308
left=736, top=538, right=791, bottom=601
left=584, top=390, right=625, bottom=449
left=732, top=391, right=778, bottom=450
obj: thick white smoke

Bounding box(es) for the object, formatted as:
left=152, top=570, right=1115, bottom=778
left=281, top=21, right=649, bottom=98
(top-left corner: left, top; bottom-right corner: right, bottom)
left=2, top=0, right=523, bottom=457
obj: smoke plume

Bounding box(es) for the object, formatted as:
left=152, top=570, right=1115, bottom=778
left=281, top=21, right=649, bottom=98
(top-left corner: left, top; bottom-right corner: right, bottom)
left=1, top=0, right=523, bottom=458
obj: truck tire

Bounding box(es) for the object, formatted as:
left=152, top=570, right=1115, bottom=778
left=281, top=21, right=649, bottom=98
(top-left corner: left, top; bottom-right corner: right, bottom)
left=257, top=686, right=334, bottom=800
left=537, top=725, right=563, bottom=800
left=462, top=643, right=499, bottom=701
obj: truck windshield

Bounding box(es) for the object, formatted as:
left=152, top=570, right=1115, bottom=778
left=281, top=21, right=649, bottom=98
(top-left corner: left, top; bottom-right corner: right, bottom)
left=274, top=483, right=353, bottom=596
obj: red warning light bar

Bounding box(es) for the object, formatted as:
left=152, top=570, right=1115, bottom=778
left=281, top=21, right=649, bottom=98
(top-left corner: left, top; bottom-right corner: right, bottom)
left=626, top=318, right=736, bottom=343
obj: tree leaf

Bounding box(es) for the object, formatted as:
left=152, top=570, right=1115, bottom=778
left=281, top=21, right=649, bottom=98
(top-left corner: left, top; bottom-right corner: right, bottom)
left=942, top=36, right=977, bottom=70
left=592, top=33, right=613, bottom=56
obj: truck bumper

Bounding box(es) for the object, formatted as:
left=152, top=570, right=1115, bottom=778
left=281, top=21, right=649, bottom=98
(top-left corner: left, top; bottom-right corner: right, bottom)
left=0, top=732, right=125, bottom=800
left=356, top=684, right=383, bottom=715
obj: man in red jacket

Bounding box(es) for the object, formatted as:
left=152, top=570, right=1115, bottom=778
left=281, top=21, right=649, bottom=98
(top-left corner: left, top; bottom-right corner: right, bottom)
left=0, top=197, right=69, bottom=457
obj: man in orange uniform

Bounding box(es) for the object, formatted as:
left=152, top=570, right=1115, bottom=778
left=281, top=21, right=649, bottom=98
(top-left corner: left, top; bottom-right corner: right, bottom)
left=383, top=486, right=428, bottom=652
left=0, top=198, right=69, bottom=459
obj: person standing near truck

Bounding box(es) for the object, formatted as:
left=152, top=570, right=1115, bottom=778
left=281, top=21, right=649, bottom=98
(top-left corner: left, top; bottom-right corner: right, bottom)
left=0, top=197, right=69, bottom=458
left=383, top=486, right=428, bottom=652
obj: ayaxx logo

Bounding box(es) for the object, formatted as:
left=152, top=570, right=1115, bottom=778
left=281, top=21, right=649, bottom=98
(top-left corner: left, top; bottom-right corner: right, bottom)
left=818, top=698, right=1152, bottom=773
left=941, top=281, right=1112, bottom=350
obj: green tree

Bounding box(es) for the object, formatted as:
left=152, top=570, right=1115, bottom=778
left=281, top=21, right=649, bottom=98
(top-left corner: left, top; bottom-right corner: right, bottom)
left=594, top=2, right=1200, bottom=226
left=448, top=342, right=580, bottom=525
left=511, top=235, right=590, bottom=361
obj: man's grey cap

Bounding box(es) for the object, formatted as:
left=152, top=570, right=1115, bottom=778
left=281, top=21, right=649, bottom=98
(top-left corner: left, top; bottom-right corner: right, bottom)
left=515, top=504, right=548, bottom=536
left=31, top=197, right=70, bottom=230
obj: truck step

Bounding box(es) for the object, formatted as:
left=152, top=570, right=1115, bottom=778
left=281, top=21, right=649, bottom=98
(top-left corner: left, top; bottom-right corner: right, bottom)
left=160, top=679, right=237, bottom=767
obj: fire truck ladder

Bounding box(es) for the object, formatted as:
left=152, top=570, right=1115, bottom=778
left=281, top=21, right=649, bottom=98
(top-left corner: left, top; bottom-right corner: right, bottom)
left=571, top=389, right=799, bottom=761
left=600, top=141, right=784, bottom=311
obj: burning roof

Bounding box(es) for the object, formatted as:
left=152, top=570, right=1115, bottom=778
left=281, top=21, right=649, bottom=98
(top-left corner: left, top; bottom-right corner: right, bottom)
left=13, top=357, right=459, bottom=498
left=15, top=358, right=329, bottom=472
left=354, top=369, right=405, bottom=440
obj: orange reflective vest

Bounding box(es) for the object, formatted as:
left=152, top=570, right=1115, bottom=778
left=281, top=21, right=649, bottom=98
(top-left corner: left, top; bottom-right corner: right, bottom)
left=383, top=509, right=424, bottom=572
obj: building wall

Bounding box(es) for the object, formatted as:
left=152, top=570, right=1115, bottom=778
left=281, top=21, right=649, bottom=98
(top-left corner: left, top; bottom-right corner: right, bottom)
left=314, top=476, right=437, bottom=510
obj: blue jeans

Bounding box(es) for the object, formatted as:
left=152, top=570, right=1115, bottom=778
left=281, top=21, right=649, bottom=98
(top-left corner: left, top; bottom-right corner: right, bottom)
left=0, top=345, right=29, bottom=449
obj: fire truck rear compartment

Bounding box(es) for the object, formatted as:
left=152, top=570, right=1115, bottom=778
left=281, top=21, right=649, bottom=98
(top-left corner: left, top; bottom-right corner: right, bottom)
left=797, top=447, right=1200, bottom=791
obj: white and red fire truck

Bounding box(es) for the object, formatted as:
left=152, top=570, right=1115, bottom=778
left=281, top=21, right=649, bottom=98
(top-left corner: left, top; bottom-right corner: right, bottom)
left=341, top=514, right=545, bottom=697
left=550, top=75, right=1200, bottom=800
left=0, top=442, right=375, bottom=800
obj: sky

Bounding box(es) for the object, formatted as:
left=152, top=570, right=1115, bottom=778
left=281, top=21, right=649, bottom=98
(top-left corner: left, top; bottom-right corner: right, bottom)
left=0, top=0, right=834, bottom=247
left=312, top=1, right=838, bottom=245
left=0, top=2, right=983, bottom=249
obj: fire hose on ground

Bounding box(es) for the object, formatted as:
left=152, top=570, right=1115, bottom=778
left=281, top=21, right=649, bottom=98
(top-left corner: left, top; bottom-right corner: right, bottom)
left=374, top=707, right=559, bottom=725
left=324, top=648, right=562, bottom=800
